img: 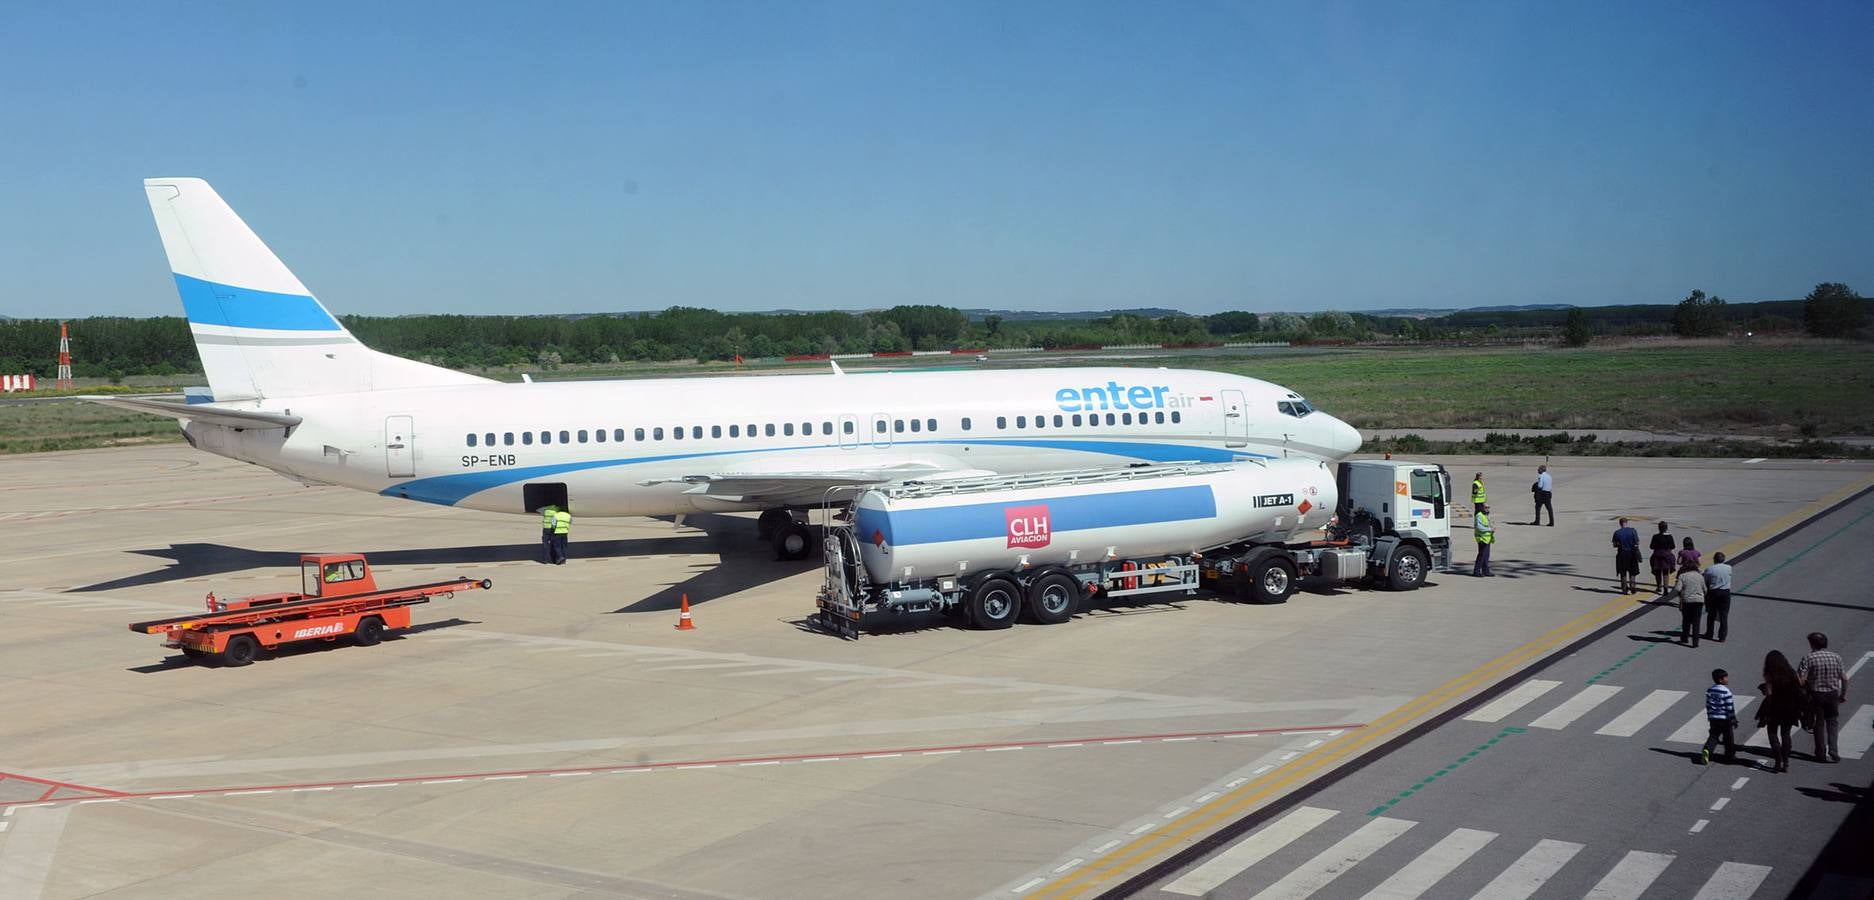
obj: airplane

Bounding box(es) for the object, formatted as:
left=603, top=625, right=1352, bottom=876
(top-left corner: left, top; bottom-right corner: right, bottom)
left=92, top=178, right=1363, bottom=559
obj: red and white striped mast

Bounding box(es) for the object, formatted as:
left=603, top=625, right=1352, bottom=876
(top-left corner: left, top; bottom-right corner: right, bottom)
left=56, top=321, right=74, bottom=389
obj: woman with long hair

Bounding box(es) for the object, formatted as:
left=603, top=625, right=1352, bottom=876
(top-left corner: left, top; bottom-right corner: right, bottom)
left=1677, top=536, right=1702, bottom=572
left=1649, top=521, right=1676, bottom=595
left=1758, top=650, right=1804, bottom=773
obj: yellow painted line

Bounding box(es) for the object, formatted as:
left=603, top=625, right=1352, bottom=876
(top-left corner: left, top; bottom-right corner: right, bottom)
left=1031, top=473, right=1874, bottom=898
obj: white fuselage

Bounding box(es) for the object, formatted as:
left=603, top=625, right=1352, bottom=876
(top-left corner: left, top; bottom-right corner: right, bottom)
left=185, top=366, right=1361, bottom=516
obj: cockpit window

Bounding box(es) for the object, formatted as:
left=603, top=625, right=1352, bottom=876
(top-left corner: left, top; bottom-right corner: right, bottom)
left=1276, top=396, right=1315, bottom=418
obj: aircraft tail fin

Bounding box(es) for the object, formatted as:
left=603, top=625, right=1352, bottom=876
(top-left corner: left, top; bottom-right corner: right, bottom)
left=143, top=178, right=488, bottom=401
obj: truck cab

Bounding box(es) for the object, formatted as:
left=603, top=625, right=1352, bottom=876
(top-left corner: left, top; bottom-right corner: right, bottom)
left=301, top=553, right=379, bottom=598
left=1338, top=460, right=1453, bottom=543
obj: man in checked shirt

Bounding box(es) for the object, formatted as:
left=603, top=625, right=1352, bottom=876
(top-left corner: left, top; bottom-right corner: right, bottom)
left=1798, top=632, right=1851, bottom=763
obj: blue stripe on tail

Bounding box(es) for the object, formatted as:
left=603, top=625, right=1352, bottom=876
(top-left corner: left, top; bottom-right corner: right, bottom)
left=174, top=273, right=342, bottom=331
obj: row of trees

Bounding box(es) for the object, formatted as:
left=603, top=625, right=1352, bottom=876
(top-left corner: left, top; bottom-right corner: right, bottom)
left=2, top=285, right=1863, bottom=379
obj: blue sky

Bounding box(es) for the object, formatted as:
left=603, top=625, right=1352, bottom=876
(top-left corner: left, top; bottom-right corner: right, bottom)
left=2, top=1, right=1869, bottom=317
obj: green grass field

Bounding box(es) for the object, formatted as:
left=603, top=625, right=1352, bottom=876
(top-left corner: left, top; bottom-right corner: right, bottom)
left=1, top=339, right=1867, bottom=455
left=1202, top=341, right=1874, bottom=436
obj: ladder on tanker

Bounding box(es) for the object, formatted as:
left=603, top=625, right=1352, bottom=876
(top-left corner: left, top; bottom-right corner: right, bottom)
left=815, top=527, right=869, bottom=640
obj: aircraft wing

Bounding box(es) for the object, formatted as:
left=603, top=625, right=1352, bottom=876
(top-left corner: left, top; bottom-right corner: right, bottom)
left=640, top=466, right=996, bottom=507
left=80, top=396, right=302, bottom=430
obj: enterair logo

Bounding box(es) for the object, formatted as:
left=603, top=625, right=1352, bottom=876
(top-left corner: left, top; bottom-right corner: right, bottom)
left=1005, top=504, right=1051, bottom=549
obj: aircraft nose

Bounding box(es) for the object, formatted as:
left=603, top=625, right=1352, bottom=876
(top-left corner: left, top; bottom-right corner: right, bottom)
left=1326, top=415, right=1362, bottom=458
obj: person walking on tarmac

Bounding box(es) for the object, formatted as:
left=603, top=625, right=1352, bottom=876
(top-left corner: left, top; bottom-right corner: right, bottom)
left=1531, top=465, right=1554, bottom=526
left=539, top=504, right=559, bottom=564
left=1472, top=503, right=1495, bottom=577
left=551, top=506, right=573, bottom=565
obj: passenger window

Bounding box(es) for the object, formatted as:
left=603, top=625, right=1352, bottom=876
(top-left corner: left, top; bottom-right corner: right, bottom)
left=672, top=426, right=683, bottom=440
left=843, top=420, right=855, bottom=434
left=540, top=431, right=551, bottom=445
left=801, top=422, right=811, bottom=435
left=692, top=426, right=702, bottom=439
left=1072, top=414, right=1083, bottom=426
left=1053, top=415, right=1063, bottom=427
left=635, top=427, right=645, bottom=441
left=1155, top=412, right=1165, bottom=424
left=560, top=430, right=570, bottom=443
left=711, top=425, right=721, bottom=438
left=1031, top=415, right=1043, bottom=430
left=577, top=430, right=588, bottom=443
left=926, top=418, right=936, bottom=432
left=767, top=424, right=777, bottom=437
left=822, top=422, right=833, bottom=435
left=654, top=427, right=664, bottom=440
left=1171, top=411, right=1182, bottom=424
left=503, top=432, right=514, bottom=446
left=909, top=419, right=921, bottom=433
left=894, top=419, right=905, bottom=433
left=996, top=416, right=1007, bottom=429
left=784, top=423, right=795, bottom=436
left=1122, top=413, right=1133, bottom=425
left=594, top=429, right=606, bottom=443
left=730, top=424, right=740, bottom=438
left=961, top=417, right=972, bottom=431
left=467, top=433, right=477, bottom=447
left=613, top=429, right=625, bottom=442
left=485, top=432, right=496, bottom=446
left=1106, top=413, right=1116, bottom=425
left=523, top=432, right=534, bottom=445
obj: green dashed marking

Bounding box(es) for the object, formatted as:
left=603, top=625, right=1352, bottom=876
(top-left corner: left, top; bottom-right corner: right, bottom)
left=1369, top=728, right=1523, bottom=816
left=1739, top=507, right=1874, bottom=591
left=1588, top=643, right=1655, bottom=684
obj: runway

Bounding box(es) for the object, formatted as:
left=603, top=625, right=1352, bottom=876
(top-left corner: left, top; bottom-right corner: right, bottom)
left=0, top=445, right=1868, bottom=898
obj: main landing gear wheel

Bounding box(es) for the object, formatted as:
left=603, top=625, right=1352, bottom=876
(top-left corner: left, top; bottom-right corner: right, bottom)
left=1248, top=556, right=1297, bottom=604
left=757, top=509, right=792, bottom=541
left=1025, top=571, right=1079, bottom=625
left=969, top=576, right=1021, bottom=630
left=1388, top=546, right=1430, bottom=591
left=221, top=634, right=260, bottom=667
left=354, top=615, right=386, bottom=646
left=772, top=522, right=814, bottom=561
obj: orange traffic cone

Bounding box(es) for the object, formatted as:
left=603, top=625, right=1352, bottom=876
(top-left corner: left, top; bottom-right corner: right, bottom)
left=675, top=593, right=696, bottom=631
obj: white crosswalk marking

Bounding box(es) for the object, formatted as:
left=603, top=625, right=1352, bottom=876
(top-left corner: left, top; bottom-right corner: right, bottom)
left=1528, top=685, right=1624, bottom=730
left=1464, top=681, right=1563, bottom=723
left=1469, top=839, right=1584, bottom=900
left=1248, top=816, right=1415, bottom=900
left=1743, top=727, right=1769, bottom=753
left=1583, top=851, right=1675, bottom=900
left=1840, top=705, right=1874, bottom=759
left=1360, top=827, right=1495, bottom=900
left=1667, top=697, right=1755, bottom=743
left=1691, top=862, right=1772, bottom=900
left=1162, top=807, right=1340, bottom=896
left=1596, top=689, right=1688, bottom=737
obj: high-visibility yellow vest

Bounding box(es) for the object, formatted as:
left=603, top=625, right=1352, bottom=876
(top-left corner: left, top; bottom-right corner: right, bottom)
left=553, top=510, right=572, bottom=535
left=1471, top=479, right=1487, bottom=504
left=541, top=506, right=558, bottom=528
left=1475, top=512, right=1494, bottom=544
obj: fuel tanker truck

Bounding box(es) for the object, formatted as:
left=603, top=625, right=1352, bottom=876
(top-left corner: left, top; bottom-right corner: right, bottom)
left=814, top=458, right=1453, bottom=637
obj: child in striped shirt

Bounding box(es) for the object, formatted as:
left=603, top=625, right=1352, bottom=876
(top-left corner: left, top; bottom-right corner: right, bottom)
left=1703, top=668, right=1737, bottom=765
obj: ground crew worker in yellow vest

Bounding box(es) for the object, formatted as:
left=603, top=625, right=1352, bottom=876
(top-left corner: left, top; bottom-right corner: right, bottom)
left=540, top=504, right=559, bottom=564
left=1472, top=503, right=1495, bottom=577
left=1471, top=472, right=1487, bottom=506
left=551, top=507, right=573, bottom=565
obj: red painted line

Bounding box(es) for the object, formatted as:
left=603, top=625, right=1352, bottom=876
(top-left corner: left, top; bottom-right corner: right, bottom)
left=0, top=770, right=127, bottom=798
left=2, top=722, right=1365, bottom=808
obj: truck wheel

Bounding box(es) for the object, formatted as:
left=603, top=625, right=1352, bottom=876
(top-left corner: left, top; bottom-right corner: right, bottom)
left=222, top=635, right=259, bottom=667
left=772, top=522, right=813, bottom=560
left=1025, top=572, right=1079, bottom=625
left=969, top=576, right=1021, bottom=629
left=1388, top=546, right=1430, bottom=591
left=1249, top=557, right=1297, bottom=604
left=355, top=616, right=386, bottom=646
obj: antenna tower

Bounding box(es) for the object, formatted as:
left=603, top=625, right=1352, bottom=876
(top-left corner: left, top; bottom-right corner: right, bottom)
left=56, top=321, right=74, bottom=389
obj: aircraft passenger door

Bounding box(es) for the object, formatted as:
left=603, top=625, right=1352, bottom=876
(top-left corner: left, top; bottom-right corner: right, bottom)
left=1221, top=390, right=1249, bottom=448
left=385, top=415, right=414, bottom=478
left=838, top=414, right=859, bottom=449
left=869, top=413, right=892, bottom=448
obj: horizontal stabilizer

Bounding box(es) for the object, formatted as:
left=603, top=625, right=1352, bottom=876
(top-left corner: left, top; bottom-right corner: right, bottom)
left=81, top=396, right=302, bottom=430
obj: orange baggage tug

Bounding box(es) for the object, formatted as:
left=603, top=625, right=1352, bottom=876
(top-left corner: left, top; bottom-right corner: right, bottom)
left=129, top=553, right=492, bottom=666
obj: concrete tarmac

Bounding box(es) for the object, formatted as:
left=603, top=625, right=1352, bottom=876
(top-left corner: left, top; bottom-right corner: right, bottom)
left=0, top=446, right=1869, bottom=899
